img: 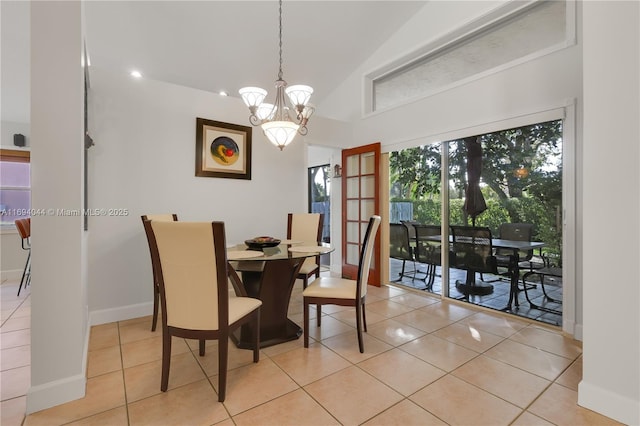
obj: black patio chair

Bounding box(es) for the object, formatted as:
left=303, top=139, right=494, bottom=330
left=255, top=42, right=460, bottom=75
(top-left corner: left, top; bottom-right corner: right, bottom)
left=488, top=222, right=542, bottom=292
left=389, top=223, right=422, bottom=282
left=450, top=225, right=503, bottom=299
left=413, top=224, right=442, bottom=290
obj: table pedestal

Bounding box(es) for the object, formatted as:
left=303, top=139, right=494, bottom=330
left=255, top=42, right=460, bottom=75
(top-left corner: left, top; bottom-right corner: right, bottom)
left=455, top=270, right=494, bottom=296
left=230, top=258, right=304, bottom=349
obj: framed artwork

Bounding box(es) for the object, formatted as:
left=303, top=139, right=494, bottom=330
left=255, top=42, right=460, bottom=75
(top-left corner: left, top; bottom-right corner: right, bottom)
left=195, top=118, right=252, bottom=179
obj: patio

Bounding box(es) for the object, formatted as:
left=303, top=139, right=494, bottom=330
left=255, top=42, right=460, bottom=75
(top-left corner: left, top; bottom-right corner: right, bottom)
left=389, top=258, right=563, bottom=327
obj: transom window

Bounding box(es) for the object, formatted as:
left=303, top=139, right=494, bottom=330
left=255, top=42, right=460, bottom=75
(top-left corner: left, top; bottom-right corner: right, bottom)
left=372, top=0, right=569, bottom=112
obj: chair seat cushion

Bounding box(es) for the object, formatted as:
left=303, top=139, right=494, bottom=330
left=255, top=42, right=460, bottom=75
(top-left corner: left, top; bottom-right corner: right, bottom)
left=229, top=297, right=262, bottom=325
left=299, top=262, right=319, bottom=275
left=302, top=276, right=356, bottom=300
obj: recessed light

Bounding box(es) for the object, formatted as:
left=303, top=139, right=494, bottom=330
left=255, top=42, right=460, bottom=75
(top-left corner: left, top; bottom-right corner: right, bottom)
left=130, top=70, right=142, bottom=78
left=219, top=91, right=229, bottom=96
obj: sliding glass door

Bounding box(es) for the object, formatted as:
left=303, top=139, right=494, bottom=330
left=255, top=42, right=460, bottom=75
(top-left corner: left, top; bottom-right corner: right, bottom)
left=389, top=119, right=564, bottom=326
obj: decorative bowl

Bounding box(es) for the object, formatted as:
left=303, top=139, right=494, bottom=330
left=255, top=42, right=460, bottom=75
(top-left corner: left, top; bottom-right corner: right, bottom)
left=244, top=237, right=281, bottom=249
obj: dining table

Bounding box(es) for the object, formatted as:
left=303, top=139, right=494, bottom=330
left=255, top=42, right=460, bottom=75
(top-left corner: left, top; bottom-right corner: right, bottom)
left=420, top=235, right=545, bottom=311
left=226, top=240, right=333, bottom=349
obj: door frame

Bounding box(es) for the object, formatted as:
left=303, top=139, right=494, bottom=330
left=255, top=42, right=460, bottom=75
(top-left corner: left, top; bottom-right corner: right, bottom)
left=341, top=142, right=381, bottom=285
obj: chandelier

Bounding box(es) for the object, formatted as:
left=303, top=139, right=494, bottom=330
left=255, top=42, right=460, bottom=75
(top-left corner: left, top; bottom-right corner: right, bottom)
left=239, top=0, right=314, bottom=151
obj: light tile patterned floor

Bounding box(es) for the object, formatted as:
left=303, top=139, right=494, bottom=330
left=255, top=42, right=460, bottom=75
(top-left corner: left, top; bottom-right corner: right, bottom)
left=1, top=277, right=621, bottom=426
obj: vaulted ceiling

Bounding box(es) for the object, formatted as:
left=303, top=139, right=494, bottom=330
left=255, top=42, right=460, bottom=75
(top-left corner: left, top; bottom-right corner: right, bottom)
left=1, top=1, right=427, bottom=124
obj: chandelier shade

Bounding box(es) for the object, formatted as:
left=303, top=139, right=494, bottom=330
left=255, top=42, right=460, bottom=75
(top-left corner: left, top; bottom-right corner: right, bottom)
left=239, top=87, right=267, bottom=109
left=262, top=120, right=299, bottom=148
left=239, top=0, right=314, bottom=150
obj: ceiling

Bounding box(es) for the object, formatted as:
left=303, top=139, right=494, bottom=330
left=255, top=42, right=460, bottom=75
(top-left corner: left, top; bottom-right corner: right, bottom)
left=0, top=1, right=427, bottom=125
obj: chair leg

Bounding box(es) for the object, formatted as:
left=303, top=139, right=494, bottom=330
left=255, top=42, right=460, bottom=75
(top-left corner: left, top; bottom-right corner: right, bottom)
left=199, top=339, right=205, bottom=356
left=218, top=335, right=228, bottom=402
left=362, top=301, right=367, bottom=332
left=303, top=299, right=310, bottom=348
left=160, top=329, right=172, bottom=392
left=355, top=302, right=364, bottom=353
left=253, top=309, right=260, bottom=363
left=17, top=251, right=30, bottom=297
left=316, top=304, right=321, bottom=326
left=151, top=285, right=159, bottom=332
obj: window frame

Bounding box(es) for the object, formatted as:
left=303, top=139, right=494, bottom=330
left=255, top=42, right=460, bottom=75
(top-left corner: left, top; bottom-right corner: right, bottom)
left=364, top=0, right=577, bottom=115
left=1, top=148, right=31, bottom=230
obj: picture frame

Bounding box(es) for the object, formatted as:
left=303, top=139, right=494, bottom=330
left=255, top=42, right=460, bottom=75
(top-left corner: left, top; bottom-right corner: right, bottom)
left=195, top=118, right=252, bottom=179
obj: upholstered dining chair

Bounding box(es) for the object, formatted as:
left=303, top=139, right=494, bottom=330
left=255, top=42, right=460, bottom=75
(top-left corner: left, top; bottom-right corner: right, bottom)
left=287, top=213, right=324, bottom=288
left=15, top=218, right=31, bottom=296
left=144, top=220, right=261, bottom=402
left=141, top=214, right=178, bottom=331
left=302, top=215, right=381, bottom=353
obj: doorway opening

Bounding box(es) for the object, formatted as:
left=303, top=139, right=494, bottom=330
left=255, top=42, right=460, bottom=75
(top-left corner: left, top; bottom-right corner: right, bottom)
left=308, top=164, right=331, bottom=268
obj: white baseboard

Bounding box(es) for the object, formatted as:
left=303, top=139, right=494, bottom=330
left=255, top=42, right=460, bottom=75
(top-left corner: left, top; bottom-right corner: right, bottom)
left=26, top=316, right=91, bottom=414
left=572, top=322, right=583, bottom=341
left=578, top=380, right=639, bottom=425
left=89, top=301, right=153, bottom=326
left=26, top=374, right=87, bottom=414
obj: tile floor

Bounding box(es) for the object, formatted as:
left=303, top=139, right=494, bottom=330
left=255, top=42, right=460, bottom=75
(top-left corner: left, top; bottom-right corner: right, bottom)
left=1, top=276, right=620, bottom=426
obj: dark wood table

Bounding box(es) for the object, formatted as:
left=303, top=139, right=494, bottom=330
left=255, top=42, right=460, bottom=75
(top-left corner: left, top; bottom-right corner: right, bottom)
left=227, top=241, right=332, bottom=349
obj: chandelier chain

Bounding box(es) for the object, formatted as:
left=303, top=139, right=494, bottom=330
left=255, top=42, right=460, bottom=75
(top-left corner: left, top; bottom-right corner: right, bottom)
left=278, top=0, right=283, bottom=81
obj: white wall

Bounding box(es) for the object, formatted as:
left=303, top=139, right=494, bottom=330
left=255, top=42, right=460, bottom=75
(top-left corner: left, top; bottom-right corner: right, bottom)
left=87, top=67, right=351, bottom=323
left=28, top=1, right=88, bottom=413
left=323, top=0, right=583, bottom=332
left=580, top=2, right=639, bottom=424
left=1, top=121, right=30, bottom=148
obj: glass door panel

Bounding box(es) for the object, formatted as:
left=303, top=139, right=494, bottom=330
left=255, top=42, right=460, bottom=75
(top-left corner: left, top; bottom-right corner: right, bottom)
left=341, top=143, right=381, bottom=283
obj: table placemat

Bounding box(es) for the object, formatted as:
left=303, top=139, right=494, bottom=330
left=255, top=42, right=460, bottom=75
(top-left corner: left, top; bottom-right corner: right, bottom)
left=227, top=250, right=265, bottom=260
left=288, top=246, right=332, bottom=254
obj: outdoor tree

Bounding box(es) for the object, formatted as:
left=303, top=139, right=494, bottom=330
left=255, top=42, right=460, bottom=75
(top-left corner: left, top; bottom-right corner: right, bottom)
left=389, top=119, right=563, bottom=256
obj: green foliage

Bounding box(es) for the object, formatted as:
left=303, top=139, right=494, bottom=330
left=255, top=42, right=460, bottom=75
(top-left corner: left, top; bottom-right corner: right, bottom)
left=389, top=119, right=564, bottom=260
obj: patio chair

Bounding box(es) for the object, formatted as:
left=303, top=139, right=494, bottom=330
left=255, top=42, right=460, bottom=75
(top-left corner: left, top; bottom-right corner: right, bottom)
left=400, top=220, right=420, bottom=250
left=413, top=224, right=442, bottom=290
left=491, top=222, right=541, bottom=291
left=389, top=223, right=422, bottom=282
left=450, top=225, right=502, bottom=298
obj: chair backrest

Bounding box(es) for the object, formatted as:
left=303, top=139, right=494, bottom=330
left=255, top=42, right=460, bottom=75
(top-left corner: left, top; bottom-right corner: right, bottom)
left=142, top=214, right=178, bottom=222
left=287, top=213, right=323, bottom=242
left=15, top=218, right=30, bottom=239
left=497, top=222, right=534, bottom=260
left=357, top=215, right=381, bottom=299
left=414, top=224, right=441, bottom=265
left=389, top=223, right=413, bottom=261
left=142, top=214, right=179, bottom=282
left=400, top=220, right=419, bottom=241
left=145, top=221, right=228, bottom=331
left=450, top=225, right=497, bottom=273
